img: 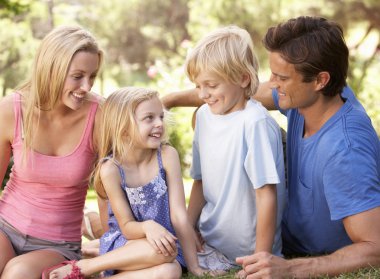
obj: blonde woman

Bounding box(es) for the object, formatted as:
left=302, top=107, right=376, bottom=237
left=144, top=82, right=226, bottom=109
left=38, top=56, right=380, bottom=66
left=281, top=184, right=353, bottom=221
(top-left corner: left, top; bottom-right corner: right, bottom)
left=0, top=26, right=103, bottom=278
left=47, top=87, right=206, bottom=278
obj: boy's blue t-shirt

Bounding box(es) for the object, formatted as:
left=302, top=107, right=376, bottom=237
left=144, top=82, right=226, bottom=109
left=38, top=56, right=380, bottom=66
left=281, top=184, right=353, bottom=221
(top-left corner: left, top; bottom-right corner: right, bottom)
left=273, top=86, right=380, bottom=255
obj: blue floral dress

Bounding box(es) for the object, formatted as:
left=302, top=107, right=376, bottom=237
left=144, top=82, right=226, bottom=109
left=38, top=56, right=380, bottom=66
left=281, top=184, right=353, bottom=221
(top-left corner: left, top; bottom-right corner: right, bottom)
left=99, top=147, right=186, bottom=276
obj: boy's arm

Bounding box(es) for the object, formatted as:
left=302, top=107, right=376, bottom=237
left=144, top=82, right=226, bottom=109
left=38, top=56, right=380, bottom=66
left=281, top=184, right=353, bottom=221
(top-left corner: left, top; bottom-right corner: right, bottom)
left=255, top=184, right=277, bottom=253
left=187, top=179, right=205, bottom=229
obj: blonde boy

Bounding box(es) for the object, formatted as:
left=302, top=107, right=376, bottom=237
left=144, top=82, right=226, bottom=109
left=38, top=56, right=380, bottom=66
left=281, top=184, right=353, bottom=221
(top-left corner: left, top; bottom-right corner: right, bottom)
left=186, top=26, right=286, bottom=273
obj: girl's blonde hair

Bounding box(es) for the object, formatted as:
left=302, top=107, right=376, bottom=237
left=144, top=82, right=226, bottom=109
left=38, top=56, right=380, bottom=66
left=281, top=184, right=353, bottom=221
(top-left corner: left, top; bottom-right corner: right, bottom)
left=93, top=87, right=165, bottom=198
left=17, top=25, right=103, bottom=155
left=185, top=25, right=259, bottom=99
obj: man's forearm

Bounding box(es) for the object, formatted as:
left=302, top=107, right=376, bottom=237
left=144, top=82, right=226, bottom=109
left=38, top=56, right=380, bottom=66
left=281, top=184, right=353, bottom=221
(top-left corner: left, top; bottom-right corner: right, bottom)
left=162, top=89, right=204, bottom=109
left=287, top=242, right=380, bottom=278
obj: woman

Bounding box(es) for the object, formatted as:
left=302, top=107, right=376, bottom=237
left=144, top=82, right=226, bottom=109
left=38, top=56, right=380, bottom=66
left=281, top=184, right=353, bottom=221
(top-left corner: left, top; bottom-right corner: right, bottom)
left=0, top=25, right=103, bottom=278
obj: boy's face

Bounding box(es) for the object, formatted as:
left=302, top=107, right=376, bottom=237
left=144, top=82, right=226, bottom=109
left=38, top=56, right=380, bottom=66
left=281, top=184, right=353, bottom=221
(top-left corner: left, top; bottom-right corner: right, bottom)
left=194, top=70, right=248, bottom=115
left=269, top=52, right=319, bottom=113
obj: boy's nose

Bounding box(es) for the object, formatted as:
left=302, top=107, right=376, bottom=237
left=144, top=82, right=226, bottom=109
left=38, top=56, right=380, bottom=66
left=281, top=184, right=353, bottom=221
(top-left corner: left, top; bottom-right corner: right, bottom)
left=198, top=88, right=210, bottom=100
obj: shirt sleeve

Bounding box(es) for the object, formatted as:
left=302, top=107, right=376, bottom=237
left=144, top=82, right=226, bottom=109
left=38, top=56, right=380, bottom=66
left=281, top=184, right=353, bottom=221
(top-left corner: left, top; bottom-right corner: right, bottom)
left=323, top=146, right=380, bottom=220
left=244, top=118, right=281, bottom=189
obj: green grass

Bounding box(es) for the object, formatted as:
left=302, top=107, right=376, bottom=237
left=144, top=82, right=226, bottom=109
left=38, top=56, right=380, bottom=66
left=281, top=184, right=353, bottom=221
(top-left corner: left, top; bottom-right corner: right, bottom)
left=182, top=267, right=380, bottom=278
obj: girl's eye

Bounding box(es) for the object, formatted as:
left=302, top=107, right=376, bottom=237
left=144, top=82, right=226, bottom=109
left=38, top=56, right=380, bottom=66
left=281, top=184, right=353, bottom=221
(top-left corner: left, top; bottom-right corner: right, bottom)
left=73, top=75, right=82, bottom=80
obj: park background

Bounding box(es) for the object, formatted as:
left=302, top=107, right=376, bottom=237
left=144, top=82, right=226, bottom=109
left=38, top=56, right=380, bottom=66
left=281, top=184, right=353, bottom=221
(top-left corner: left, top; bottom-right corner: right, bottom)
left=1, top=0, right=380, bottom=278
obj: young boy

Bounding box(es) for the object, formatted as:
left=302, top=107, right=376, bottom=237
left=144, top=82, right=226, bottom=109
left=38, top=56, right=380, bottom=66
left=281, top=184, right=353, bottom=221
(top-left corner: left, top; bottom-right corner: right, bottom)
left=185, top=25, right=286, bottom=274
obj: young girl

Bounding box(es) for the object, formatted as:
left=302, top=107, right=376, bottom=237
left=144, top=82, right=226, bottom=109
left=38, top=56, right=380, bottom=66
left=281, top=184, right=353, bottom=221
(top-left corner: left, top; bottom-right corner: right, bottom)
left=47, top=87, right=205, bottom=278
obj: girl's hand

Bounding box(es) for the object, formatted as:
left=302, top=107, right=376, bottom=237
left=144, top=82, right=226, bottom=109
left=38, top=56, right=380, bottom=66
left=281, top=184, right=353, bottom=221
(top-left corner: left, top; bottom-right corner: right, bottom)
left=144, top=220, right=178, bottom=256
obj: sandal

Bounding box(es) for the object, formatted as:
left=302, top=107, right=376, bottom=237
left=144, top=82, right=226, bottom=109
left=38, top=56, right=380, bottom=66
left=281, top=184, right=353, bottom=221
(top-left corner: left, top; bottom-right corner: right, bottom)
left=41, top=260, right=85, bottom=279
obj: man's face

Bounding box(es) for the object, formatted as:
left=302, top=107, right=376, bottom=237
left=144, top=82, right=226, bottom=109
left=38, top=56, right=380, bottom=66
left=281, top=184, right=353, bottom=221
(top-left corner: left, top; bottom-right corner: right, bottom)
left=269, top=52, right=319, bottom=113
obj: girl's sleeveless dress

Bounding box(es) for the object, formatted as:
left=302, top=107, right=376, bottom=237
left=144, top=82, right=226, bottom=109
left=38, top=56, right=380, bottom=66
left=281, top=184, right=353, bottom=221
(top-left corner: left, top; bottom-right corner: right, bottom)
left=99, top=147, right=186, bottom=276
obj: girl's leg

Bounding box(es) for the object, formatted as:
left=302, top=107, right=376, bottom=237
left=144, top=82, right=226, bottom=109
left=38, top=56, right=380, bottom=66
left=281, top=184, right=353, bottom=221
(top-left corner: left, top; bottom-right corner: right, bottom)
left=110, top=261, right=182, bottom=279
left=50, top=238, right=177, bottom=279
left=2, top=249, right=65, bottom=279
left=0, top=231, right=16, bottom=275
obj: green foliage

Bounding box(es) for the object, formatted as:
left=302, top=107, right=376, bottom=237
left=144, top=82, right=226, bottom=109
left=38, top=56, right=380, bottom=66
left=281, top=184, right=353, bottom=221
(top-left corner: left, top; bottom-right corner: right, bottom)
left=0, top=0, right=30, bottom=18
left=0, top=0, right=379, bottom=176
left=1, top=159, right=12, bottom=190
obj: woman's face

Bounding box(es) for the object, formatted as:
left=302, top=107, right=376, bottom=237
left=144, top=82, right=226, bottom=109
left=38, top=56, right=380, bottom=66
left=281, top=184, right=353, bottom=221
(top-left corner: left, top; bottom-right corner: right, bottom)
left=61, top=51, right=100, bottom=110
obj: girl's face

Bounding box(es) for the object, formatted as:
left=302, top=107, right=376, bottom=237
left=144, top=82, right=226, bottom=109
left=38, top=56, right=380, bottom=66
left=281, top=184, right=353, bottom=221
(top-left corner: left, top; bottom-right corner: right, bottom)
left=194, top=70, right=249, bottom=115
left=134, top=96, right=164, bottom=149
left=61, top=51, right=99, bottom=110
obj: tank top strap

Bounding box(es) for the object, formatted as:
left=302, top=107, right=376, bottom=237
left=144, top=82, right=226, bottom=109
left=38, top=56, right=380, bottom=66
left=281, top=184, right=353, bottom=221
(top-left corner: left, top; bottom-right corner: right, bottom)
left=157, top=145, right=166, bottom=180
left=100, top=156, right=127, bottom=188
left=80, top=100, right=99, bottom=150
left=12, top=92, right=23, bottom=142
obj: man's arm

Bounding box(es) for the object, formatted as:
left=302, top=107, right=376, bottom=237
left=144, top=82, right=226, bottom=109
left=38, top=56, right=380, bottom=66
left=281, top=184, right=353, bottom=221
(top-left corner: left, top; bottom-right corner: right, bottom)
left=162, top=82, right=277, bottom=111
left=252, top=82, right=276, bottom=110
left=236, top=206, right=380, bottom=278
left=161, top=88, right=204, bottom=109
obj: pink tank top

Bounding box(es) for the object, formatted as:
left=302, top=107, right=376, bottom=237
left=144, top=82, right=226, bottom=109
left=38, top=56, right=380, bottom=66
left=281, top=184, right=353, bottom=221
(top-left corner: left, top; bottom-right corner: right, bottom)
left=0, top=93, right=98, bottom=241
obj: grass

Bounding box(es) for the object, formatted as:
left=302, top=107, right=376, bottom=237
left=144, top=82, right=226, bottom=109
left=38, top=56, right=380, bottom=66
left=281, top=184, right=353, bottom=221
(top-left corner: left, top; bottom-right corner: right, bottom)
left=85, top=188, right=380, bottom=279
left=182, top=267, right=380, bottom=279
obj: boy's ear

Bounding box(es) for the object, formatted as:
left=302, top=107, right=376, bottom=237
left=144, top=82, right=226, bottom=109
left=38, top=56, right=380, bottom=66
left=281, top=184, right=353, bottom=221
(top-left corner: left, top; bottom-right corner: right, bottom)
left=240, top=74, right=250, bottom=88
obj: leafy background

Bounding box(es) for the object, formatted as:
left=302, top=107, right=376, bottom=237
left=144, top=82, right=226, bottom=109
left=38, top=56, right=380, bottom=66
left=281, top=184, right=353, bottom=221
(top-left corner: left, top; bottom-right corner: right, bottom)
left=1, top=1, right=379, bottom=277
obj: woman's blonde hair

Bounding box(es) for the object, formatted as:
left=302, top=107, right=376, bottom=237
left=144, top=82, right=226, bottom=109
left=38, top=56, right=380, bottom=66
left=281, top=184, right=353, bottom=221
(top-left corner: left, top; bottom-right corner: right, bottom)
left=185, top=25, right=259, bottom=99
left=93, top=87, right=166, bottom=198
left=17, top=25, right=103, bottom=154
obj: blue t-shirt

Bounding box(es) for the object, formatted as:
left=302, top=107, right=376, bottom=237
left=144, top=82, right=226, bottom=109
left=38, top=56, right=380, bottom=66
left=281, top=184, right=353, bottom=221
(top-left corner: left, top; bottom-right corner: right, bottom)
left=273, top=86, right=380, bottom=255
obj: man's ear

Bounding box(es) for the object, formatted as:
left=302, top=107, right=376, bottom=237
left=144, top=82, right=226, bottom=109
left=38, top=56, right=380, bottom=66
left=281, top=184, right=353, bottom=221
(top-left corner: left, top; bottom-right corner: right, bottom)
left=316, top=71, right=330, bottom=91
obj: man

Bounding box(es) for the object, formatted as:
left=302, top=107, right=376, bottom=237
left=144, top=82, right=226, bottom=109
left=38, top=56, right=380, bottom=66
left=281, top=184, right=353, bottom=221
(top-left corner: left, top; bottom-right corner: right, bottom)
left=162, top=16, right=380, bottom=278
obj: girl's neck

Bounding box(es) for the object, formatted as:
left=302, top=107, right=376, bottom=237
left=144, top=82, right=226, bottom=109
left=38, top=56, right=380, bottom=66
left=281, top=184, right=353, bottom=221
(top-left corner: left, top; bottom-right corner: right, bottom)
left=123, top=148, right=155, bottom=167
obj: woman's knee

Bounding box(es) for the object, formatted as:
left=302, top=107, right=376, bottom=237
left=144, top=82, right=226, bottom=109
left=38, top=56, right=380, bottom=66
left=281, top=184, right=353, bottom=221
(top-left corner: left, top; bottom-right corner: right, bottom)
left=2, top=260, right=35, bottom=279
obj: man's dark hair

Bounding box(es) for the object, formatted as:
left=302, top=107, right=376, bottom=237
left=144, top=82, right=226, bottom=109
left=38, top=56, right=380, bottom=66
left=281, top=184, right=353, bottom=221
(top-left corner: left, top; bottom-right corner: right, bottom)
left=263, top=16, right=348, bottom=96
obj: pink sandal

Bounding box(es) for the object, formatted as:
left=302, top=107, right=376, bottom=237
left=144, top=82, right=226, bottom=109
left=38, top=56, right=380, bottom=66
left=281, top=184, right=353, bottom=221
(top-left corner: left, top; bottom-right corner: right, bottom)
left=41, top=260, right=85, bottom=279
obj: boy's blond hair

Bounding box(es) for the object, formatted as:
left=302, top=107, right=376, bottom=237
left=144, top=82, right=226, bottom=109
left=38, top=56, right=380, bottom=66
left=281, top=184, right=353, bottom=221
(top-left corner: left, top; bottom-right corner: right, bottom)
left=185, top=25, right=259, bottom=99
